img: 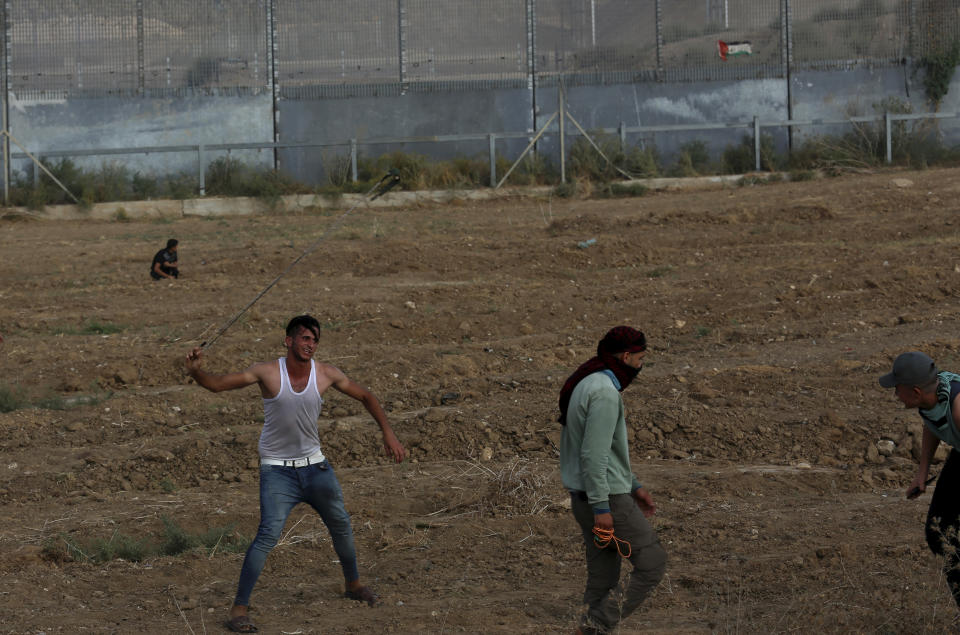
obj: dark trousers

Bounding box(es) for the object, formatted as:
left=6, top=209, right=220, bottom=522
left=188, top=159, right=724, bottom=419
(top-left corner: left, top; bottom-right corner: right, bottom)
left=571, top=492, right=667, bottom=633
left=926, top=449, right=960, bottom=608
left=150, top=265, right=178, bottom=280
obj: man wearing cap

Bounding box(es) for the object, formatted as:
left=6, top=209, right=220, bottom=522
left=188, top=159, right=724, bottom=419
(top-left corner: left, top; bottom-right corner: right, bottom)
left=881, top=351, right=960, bottom=608
left=558, top=326, right=667, bottom=635
left=185, top=314, right=406, bottom=633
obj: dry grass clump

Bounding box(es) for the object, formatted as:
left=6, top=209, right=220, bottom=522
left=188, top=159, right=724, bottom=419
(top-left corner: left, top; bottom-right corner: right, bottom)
left=429, top=458, right=563, bottom=520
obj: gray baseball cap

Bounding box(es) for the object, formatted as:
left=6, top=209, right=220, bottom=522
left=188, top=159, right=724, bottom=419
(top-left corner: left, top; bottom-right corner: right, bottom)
left=878, top=351, right=938, bottom=388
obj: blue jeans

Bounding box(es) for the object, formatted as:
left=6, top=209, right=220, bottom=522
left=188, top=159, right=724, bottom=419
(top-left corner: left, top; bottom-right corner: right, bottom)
left=234, top=460, right=359, bottom=607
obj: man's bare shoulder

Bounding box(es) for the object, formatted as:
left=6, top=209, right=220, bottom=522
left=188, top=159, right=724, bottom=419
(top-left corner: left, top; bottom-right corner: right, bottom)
left=315, top=361, right=346, bottom=379
left=246, top=359, right=280, bottom=376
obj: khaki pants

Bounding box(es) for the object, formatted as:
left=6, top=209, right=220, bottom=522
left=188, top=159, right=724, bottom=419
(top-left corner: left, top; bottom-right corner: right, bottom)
left=571, top=492, right=667, bottom=633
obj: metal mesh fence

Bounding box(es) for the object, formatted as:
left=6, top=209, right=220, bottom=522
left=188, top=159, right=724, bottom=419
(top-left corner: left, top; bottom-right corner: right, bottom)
left=276, top=0, right=399, bottom=98
left=659, top=0, right=783, bottom=80
left=791, top=0, right=910, bottom=66
left=535, top=0, right=658, bottom=84
left=4, top=1, right=960, bottom=99
left=914, top=0, right=960, bottom=59
left=8, top=0, right=138, bottom=97
left=142, top=0, right=267, bottom=96
left=404, top=0, right=528, bottom=89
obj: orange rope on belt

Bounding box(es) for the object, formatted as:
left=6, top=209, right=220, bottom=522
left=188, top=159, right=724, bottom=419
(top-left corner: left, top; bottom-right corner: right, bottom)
left=592, top=526, right=631, bottom=558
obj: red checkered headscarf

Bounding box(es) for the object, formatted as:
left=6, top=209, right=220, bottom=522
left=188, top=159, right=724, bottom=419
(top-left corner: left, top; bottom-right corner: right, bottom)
left=557, top=326, right=646, bottom=424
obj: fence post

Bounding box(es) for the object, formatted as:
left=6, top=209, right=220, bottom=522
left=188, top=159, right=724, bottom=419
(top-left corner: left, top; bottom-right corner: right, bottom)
left=350, top=138, right=358, bottom=183
left=754, top=116, right=761, bottom=171
left=619, top=121, right=626, bottom=150
left=266, top=0, right=280, bottom=171
left=198, top=144, right=205, bottom=196
left=783, top=0, right=794, bottom=151
left=525, top=0, right=537, bottom=144
left=885, top=111, right=892, bottom=164
left=909, top=0, right=917, bottom=60
left=559, top=84, right=566, bottom=183
left=398, top=0, right=408, bottom=95
left=488, top=133, right=496, bottom=187
left=655, top=0, right=664, bottom=79
left=1, top=0, right=9, bottom=205
left=136, top=0, right=145, bottom=96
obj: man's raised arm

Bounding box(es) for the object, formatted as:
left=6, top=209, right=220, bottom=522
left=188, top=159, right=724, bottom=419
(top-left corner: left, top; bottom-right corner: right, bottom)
left=185, top=347, right=261, bottom=393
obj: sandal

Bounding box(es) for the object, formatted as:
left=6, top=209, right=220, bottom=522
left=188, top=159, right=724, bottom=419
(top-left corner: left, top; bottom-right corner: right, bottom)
left=225, top=614, right=258, bottom=633
left=344, top=585, right=380, bottom=606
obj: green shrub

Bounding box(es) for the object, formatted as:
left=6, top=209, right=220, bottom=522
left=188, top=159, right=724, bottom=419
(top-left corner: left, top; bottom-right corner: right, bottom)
left=322, top=152, right=353, bottom=187
left=568, top=132, right=660, bottom=183
left=42, top=518, right=250, bottom=565
left=723, top=134, right=780, bottom=173
left=132, top=172, right=160, bottom=199
left=0, top=384, right=26, bottom=413
left=918, top=40, right=960, bottom=107
left=159, top=516, right=248, bottom=556
left=594, top=182, right=648, bottom=198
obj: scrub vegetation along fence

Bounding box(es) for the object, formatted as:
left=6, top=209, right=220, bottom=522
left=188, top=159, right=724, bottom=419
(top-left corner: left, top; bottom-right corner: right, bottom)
left=4, top=0, right=959, bottom=98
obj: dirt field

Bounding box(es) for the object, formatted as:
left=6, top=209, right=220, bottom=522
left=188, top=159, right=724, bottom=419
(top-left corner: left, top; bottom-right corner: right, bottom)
left=4, top=168, right=960, bottom=633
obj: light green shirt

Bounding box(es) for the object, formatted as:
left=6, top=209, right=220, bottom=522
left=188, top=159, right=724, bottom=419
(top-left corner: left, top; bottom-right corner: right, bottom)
left=560, top=371, right=642, bottom=512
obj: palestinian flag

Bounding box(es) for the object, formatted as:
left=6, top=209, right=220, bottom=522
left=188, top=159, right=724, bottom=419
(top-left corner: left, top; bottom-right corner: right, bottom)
left=718, top=40, right=752, bottom=61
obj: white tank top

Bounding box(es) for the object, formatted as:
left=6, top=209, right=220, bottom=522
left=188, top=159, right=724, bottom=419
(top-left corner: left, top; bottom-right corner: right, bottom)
left=259, top=358, right=326, bottom=460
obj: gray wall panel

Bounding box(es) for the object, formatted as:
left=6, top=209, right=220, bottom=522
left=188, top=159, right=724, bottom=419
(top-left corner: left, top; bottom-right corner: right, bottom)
left=277, top=88, right=533, bottom=185
left=536, top=79, right=789, bottom=165
left=7, top=95, right=273, bottom=177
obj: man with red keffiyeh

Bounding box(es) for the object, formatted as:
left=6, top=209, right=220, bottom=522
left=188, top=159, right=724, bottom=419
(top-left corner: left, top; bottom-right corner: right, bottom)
left=558, top=326, right=666, bottom=635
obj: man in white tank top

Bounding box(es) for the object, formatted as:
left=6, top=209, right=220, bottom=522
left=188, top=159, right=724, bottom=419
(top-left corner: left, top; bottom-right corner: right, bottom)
left=185, top=315, right=406, bottom=634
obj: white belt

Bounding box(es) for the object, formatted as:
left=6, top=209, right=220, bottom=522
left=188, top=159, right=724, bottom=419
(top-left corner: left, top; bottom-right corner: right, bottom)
left=260, top=451, right=326, bottom=468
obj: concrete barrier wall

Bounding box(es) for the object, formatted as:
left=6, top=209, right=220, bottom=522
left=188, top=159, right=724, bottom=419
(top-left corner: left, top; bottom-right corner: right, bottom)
left=541, top=78, right=790, bottom=164
left=6, top=95, right=274, bottom=180
left=277, top=87, right=534, bottom=185
left=5, top=64, right=960, bottom=189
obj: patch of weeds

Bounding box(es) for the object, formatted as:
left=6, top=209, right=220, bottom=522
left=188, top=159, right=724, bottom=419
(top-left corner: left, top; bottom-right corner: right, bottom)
left=569, top=132, right=660, bottom=182
left=162, top=172, right=198, bottom=200
left=159, top=479, right=177, bottom=494
left=668, top=140, right=715, bottom=177
left=514, top=152, right=556, bottom=185
left=553, top=181, right=579, bottom=198
left=723, top=133, right=781, bottom=174
left=113, top=207, right=130, bottom=222
left=91, top=532, right=154, bottom=563
left=359, top=151, right=428, bottom=190
left=695, top=326, right=711, bottom=338
left=42, top=518, right=250, bottom=565
left=789, top=169, right=816, bottom=182
left=159, top=516, right=248, bottom=556
left=594, top=182, right=648, bottom=198
left=646, top=266, right=673, bottom=278
left=322, top=151, right=354, bottom=187
left=33, top=393, right=68, bottom=411
left=917, top=40, right=960, bottom=107
left=43, top=531, right=152, bottom=564
left=739, top=175, right=768, bottom=187
left=132, top=171, right=160, bottom=199
left=0, top=384, right=26, bottom=413
left=54, top=319, right=125, bottom=336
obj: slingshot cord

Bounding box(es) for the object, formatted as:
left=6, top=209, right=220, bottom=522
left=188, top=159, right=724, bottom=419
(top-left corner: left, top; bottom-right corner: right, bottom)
left=199, top=170, right=400, bottom=350
left=592, top=526, right=632, bottom=558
